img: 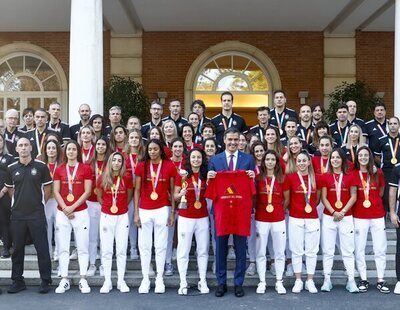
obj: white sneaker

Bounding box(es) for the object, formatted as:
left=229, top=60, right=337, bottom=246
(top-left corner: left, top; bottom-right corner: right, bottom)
left=138, top=278, right=150, bottom=294
left=321, top=278, right=333, bottom=292
left=172, top=248, right=177, bottom=261
left=346, top=279, right=359, bottom=293
left=275, top=280, right=286, bottom=295
left=285, top=263, right=294, bottom=277
left=178, top=285, right=188, bottom=295
left=270, top=262, right=276, bottom=276
left=394, top=281, right=400, bottom=295
left=55, top=278, right=70, bottom=294
left=197, top=280, right=209, bottom=294
left=154, top=277, right=165, bottom=294
left=117, top=280, right=130, bottom=293
left=256, top=281, right=266, bottom=294
left=164, top=263, right=174, bottom=276
left=305, top=279, right=318, bottom=294
left=246, top=262, right=256, bottom=276
left=227, top=247, right=236, bottom=260
left=69, top=248, right=78, bottom=260
left=100, top=280, right=112, bottom=294
left=149, top=263, right=155, bottom=277
left=87, top=264, right=96, bottom=277
left=99, top=265, right=104, bottom=277
left=292, top=279, right=303, bottom=293
left=79, top=278, right=91, bottom=294
left=130, top=248, right=139, bottom=260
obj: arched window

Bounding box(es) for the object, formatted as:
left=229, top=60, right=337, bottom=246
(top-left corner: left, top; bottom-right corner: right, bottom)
left=0, top=54, right=63, bottom=121
left=194, top=53, right=270, bottom=109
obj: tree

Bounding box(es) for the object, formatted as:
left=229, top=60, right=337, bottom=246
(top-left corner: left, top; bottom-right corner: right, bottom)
left=104, top=76, right=150, bottom=124
left=326, top=80, right=380, bottom=123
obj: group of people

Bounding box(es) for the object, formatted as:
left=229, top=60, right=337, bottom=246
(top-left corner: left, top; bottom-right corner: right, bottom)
left=1, top=90, right=400, bottom=298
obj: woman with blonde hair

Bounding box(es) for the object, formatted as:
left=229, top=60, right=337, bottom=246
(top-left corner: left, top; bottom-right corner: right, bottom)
left=78, top=125, right=96, bottom=164
left=342, top=124, right=366, bottom=165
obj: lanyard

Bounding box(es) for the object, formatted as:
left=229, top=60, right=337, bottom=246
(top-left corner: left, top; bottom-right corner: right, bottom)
left=297, top=172, right=311, bottom=205
left=150, top=160, right=162, bottom=193
left=95, top=160, right=104, bottom=179
left=376, top=121, right=388, bottom=136
left=66, top=163, right=79, bottom=194
left=265, top=175, right=276, bottom=205
left=350, top=145, right=356, bottom=162
left=300, top=127, right=312, bottom=144
left=35, top=130, right=46, bottom=156
left=320, top=156, right=329, bottom=174
left=275, top=110, right=285, bottom=131
left=5, top=130, right=16, bottom=143
left=129, top=154, right=137, bottom=179
left=259, top=126, right=264, bottom=141
left=111, top=176, right=121, bottom=206
left=389, top=137, right=399, bottom=160
left=337, top=122, right=349, bottom=145
left=191, top=175, right=202, bottom=202
left=82, top=145, right=93, bottom=164
left=222, top=116, right=233, bottom=130
left=47, top=162, right=57, bottom=178
left=333, top=173, right=343, bottom=203
left=358, top=171, right=370, bottom=201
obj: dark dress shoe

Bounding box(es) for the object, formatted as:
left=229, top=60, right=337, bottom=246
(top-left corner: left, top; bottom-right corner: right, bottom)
left=234, top=285, right=245, bottom=297
left=8, top=281, right=26, bottom=294
left=38, top=281, right=51, bottom=294
left=215, top=284, right=227, bottom=297
left=1, top=248, right=10, bottom=258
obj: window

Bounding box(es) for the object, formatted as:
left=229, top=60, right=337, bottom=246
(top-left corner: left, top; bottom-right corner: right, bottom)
left=194, top=53, right=270, bottom=110
left=0, top=54, right=61, bottom=121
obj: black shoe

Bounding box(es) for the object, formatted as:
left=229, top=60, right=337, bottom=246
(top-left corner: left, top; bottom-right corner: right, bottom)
left=7, top=281, right=26, bottom=294
left=234, top=285, right=245, bottom=297
left=358, top=280, right=369, bottom=293
left=215, top=284, right=227, bottom=297
left=1, top=248, right=10, bottom=258
left=38, top=281, right=50, bottom=294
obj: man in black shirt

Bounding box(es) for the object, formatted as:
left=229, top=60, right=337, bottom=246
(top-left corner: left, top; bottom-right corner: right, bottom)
left=211, top=91, right=247, bottom=146
left=269, top=90, right=298, bottom=136
left=70, top=104, right=92, bottom=141
left=329, top=104, right=352, bottom=147
left=246, top=106, right=272, bottom=142
left=346, top=100, right=367, bottom=136
left=5, top=137, right=53, bottom=294
left=141, top=100, right=164, bottom=139
left=162, top=99, right=188, bottom=133
left=47, top=102, right=70, bottom=144
left=366, top=102, right=388, bottom=155
left=4, top=109, right=25, bottom=158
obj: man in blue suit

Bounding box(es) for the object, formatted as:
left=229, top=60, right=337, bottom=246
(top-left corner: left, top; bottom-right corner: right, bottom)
left=207, top=127, right=255, bottom=297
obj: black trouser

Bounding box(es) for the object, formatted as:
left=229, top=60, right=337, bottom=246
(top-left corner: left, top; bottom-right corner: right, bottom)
left=397, top=223, right=400, bottom=280
left=383, top=169, right=392, bottom=213
left=0, top=196, right=11, bottom=249
left=10, top=218, right=51, bottom=284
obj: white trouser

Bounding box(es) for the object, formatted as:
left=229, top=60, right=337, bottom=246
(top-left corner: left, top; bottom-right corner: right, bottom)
left=166, top=207, right=176, bottom=264
left=127, top=200, right=138, bottom=252
left=354, top=217, right=387, bottom=280
left=322, top=214, right=355, bottom=279
left=177, top=216, right=209, bottom=286
left=289, top=217, right=320, bottom=275
left=206, top=198, right=216, bottom=255
left=247, top=214, right=256, bottom=261
left=100, top=212, right=129, bottom=281
left=138, top=206, right=169, bottom=278
left=285, top=212, right=291, bottom=259
left=56, top=209, right=90, bottom=277
left=87, top=200, right=101, bottom=265
left=44, top=198, right=58, bottom=257
left=255, top=220, right=286, bottom=282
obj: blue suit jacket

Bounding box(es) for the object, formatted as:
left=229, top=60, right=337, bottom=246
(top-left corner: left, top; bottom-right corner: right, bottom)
left=208, top=151, right=255, bottom=172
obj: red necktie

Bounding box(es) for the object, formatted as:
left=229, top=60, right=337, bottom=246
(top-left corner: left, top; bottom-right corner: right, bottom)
left=228, top=154, right=234, bottom=171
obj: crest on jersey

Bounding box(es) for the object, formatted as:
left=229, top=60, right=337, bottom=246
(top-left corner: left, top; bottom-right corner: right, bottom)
left=31, top=168, right=37, bottom=175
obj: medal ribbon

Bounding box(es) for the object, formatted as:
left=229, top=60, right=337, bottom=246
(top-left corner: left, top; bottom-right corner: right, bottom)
left=191, top=175, right=202, bottom=203
left=129, top=154, right=137, bottom=180
left=111, top=176, right=121, bottom=206
left=350, top=146, right=356, bottom=162
left=298, top=172, right=311, bottom=206
left=48, top=162, right=57, bottom=179
left=377, top=122, right=388, bottom=136
left=337, top=123, right=349, bottom=146
left=265, top=175, right=276, bottom=205
left=320, top=156, right=329, bottom=174
left=5, top=131, right=15, bottom=143
left=95, top=160, right=104, bottom=179
left=66, top=163, right=79, bottom=195
left=388, top=137, right=399, bottom=160
left=35, top=130, right=46, bottom=156
left=334, top=173, right=343, bottom=204
left=275, top=110, right=285, bottom=132
left=82, top=145, right=93, bottom=164
left=150, top=160, right=162, bottom=193
left=358, top=171, right=370, bottom=201
left=221, top=117, right=233, bottom=130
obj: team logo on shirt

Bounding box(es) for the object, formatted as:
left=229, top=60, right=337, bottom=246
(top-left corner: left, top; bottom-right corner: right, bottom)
left=1, top=158, right=6, bottom=163
left=233, top=120, right=237, bottom=126
left=225, top=184, right=238, bottom=195
left=285, top=114, right=289, bottom=120
left=31, top=168, right=37, bottom=175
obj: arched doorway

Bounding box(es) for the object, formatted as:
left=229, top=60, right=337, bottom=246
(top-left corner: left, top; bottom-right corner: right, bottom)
left=185, top=41, right=281, bottom=126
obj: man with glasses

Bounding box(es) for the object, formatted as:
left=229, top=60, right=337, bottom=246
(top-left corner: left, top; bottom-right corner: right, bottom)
left=4, top=109, right=25, bottom=158
left=141, top=100, right=164, bottom=139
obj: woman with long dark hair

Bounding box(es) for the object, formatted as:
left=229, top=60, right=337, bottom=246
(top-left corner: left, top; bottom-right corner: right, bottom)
left=353, top=146, right=389, bottom=293
left=174, top=148, right=209, bottom=295
left=97, top=152, right=133, bottom=293
left=89, top=114, right=107, bottom=139
left=134, top=139, right=176, bottom=294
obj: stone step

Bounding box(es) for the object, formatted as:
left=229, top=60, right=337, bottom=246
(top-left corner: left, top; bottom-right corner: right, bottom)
left=0, top=254, right=397, bottom=271
left=0, top=269, right=397, bottom=287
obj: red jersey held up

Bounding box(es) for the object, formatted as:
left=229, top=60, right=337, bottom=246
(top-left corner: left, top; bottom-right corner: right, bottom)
left=205, top=170, right=256, bottom=237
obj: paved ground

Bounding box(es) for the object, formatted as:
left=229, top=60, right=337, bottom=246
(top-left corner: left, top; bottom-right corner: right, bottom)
left=1, top=285, right=399, bottom=310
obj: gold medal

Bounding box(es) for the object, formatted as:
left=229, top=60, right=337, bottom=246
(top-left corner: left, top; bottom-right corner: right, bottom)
left=305, top=204, right=312, bottom=214
left=363, top=200, right=371, bottom=208
left=392, top=158, right=398, bottom=165
left=194, top=201, right=202, bottom=209
left=150, top=191, right=158, bottom=200
left=110, top=204, right=118, bottom=214
left=266, top=204, right=274, bottom=213
left=335, top=201, right=343, bottom=209
left=94, top=188, right=98, bottom=195
left=67, top=193, right=75, bottom=202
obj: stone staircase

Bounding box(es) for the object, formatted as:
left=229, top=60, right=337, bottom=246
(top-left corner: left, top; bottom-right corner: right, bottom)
left=0, top=229, right=397, bottom=288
